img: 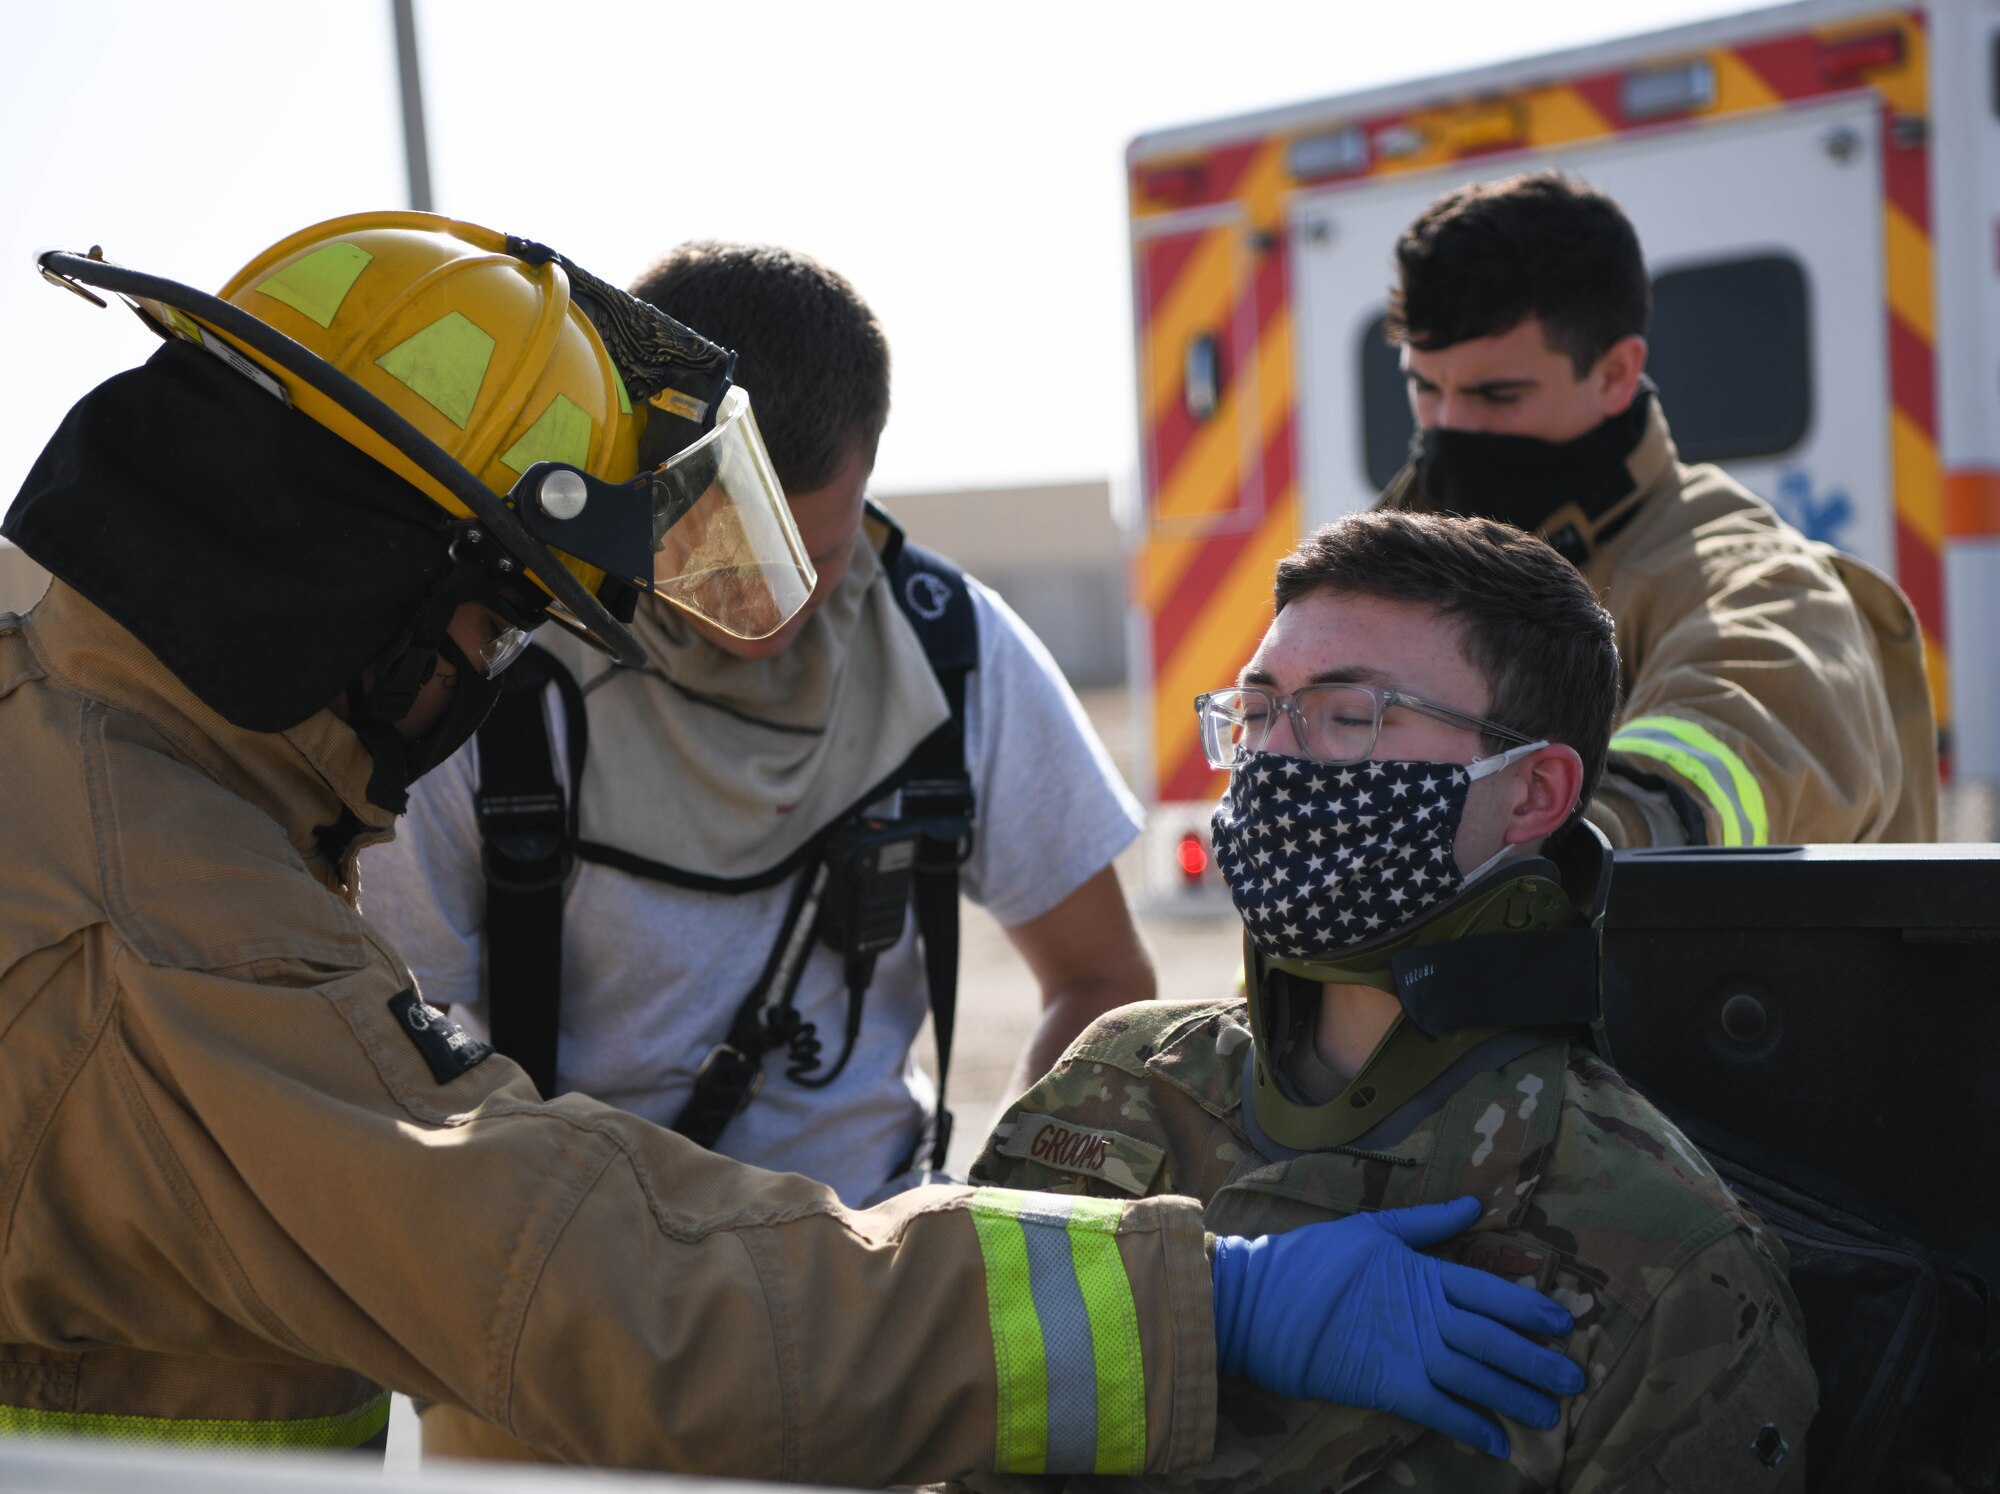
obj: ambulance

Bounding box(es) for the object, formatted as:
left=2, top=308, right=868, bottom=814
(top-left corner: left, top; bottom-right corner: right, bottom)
left=1124, top=0, right=2000, bottom=887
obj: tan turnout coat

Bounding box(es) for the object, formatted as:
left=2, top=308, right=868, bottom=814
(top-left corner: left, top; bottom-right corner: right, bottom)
left=0, top=582, right=1217, bottom=1481
left=1386, top=402, right=1937, bottom=846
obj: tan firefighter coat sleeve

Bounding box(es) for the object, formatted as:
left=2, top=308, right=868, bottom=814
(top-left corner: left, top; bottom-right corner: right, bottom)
left=1380, top=400, right=1940, bottom=847
left=1586, top=464, right=1938, bottom=847
left=0, top=601, right=1217, bottom=1483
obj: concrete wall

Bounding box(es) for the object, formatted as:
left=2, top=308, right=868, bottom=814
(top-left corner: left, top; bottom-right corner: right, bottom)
left=879, top=479, right=1127, bottom=688
left=0, top=543, right=50, bottom=614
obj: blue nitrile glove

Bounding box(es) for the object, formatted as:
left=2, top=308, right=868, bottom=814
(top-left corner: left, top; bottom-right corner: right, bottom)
left=1211, top=1195, right=1586, bottom=1459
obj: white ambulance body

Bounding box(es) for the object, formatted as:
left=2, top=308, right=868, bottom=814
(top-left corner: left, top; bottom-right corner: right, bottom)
left=1125, top=0, right=2000, bottom=887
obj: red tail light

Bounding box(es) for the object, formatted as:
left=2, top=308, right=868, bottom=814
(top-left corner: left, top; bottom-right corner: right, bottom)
left=1176, top=832, right=1210, bottom=881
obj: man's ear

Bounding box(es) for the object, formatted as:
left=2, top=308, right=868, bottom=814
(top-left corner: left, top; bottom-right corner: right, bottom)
left=1592, top=334, right=1648, bottom=419
left=1503, top=743, right=1586, bottom=846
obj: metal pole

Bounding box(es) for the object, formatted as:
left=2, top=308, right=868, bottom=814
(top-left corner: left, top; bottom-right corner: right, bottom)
left=390, top=0, right=434, bottom=212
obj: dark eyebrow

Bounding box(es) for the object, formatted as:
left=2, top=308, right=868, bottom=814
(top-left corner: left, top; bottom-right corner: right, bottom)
left=1308, top=665, right=1395, bottom=687
left=1402, top=370, right=1537, bottom=399
left=1236, top=665, right=1396, bottom=688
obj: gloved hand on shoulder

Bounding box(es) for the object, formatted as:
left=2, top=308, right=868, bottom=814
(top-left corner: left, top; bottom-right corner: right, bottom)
left=1211, top=1195, right=1585, bottom=1459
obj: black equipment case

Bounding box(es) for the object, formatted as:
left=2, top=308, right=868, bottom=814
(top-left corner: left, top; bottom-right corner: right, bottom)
left=1601, top=844, right=2000, bottom=1494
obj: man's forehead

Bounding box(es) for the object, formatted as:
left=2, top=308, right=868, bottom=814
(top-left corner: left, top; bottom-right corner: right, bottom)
left=1243, top=590, right=1483, bottom=701
left=784, top=443, right=871, bottom=549
left=1400, top=318, right=1565, bottom=377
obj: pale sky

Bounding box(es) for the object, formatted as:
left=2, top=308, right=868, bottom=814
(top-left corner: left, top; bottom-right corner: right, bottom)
left=3, top=0, right=1756, bottom=505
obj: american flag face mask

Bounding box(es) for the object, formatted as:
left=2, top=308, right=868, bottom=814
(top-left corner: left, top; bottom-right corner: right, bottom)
left=1210, top=742, right=1547, bottom=961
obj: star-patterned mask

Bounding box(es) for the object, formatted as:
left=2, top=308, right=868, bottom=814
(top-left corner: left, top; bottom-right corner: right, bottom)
left=1210, top=744, right=1546, bottom=961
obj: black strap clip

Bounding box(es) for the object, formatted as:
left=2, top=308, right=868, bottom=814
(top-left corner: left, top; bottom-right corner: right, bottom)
left=690, top=1042, right=768, bottom=1116
left=475, top=789, right=572, bottom=893
left=900, top=777, right=976, bottom=871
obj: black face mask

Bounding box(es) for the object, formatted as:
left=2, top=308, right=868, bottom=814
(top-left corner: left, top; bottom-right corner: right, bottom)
left=1410, top=384, right=1655, bottom=566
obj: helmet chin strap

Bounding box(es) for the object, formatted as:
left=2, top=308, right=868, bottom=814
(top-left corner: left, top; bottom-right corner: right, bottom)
left=340, top=523, right=524, bottom=814
left=1244, top=822, right=1611, bottom=1154
left=355, top=524, right=497, bottom=727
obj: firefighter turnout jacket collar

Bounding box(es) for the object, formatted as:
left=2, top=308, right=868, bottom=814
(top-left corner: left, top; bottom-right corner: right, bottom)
left=0, top=582, right=1217, bottom=1477
left=1385, top=397, right=1938, bottom=846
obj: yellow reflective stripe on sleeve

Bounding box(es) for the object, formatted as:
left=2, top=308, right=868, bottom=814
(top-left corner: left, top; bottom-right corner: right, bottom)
left=968, top=1188, right=1148, bottom=1475
left=1066, top=1196, right=1147, bottom=1475
left=0, top=1390, right=390, bottom=1449
left=969, top=1190, right=1051, bottom=1472
left=1609, top=714, right=1770, bottom=846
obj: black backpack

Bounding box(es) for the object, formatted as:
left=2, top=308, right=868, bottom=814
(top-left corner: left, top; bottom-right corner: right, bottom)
left=1600, top=845, right=2000, bottom=1494
left=471, top=506, right=978, bottom=1173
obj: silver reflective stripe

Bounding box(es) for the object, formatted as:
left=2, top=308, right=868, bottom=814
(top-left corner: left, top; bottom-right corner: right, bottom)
left=1017, top=1199, right=1100, bottom=1471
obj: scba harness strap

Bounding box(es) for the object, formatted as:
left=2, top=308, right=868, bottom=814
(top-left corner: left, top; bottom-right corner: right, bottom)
left=473, top=643, right=588, bottom=1100
left=472, top=505, right=976, bottom=1174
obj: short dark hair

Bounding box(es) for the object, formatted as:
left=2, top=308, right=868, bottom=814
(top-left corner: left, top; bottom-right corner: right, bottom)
left=628, top=242, right=890, bottom=493
left=1384, top=171, right=1650, bottom=377
left=1273, top=511, right=1619, bottom=804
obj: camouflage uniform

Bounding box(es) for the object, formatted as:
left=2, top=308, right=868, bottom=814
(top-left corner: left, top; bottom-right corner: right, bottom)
left=953, top=999, right=1816, bottom=1494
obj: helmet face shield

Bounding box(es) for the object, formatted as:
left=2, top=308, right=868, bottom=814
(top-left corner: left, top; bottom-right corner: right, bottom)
left=509, top=387, right=813, bottom=641
left=649, top=388, right=814, bottom=639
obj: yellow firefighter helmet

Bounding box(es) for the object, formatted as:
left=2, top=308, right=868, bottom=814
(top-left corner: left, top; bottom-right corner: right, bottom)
left=37, top=212, right=815, bottom=661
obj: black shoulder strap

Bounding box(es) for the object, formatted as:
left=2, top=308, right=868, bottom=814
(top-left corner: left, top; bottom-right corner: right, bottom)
left=474, top=644, right=586, bottom=1099
left=875, top=503, right=979, bottom=1172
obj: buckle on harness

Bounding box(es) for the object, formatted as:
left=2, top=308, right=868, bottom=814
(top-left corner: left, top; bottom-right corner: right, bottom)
left=476, top=790, right=571, bottom=893
left=900, top=778, right=976, bottom=871
left=692, top=1043, right=766, bottom=1115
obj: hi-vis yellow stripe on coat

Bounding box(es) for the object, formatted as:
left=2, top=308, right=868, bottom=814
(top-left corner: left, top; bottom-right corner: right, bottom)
left=0, top=1392, right=390, bottom=1449
left=968, top=1188, right=1147, bottom=1475
left=1608, top=714, right=1770, bottom=846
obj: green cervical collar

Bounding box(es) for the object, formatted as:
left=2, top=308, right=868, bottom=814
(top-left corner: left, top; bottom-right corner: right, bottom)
left=1245, top=827, right=1607, bottom=1154
left=1263, top=858, right=1575, bottom=992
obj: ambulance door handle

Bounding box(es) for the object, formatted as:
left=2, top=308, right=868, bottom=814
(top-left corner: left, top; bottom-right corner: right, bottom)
left=1185, top=333, right=1221, bottom=422
left=1821, top=126, right=1862, bottom=164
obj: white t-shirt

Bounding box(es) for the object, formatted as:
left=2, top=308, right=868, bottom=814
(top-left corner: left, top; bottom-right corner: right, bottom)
left=359, top=579, right=1141, bottom=1204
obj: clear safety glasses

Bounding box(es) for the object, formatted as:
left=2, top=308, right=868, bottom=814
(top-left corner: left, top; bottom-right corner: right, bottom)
left=477, top=625, right=531, bottom=676
left=1193, top=683, right=1534, bottom=770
